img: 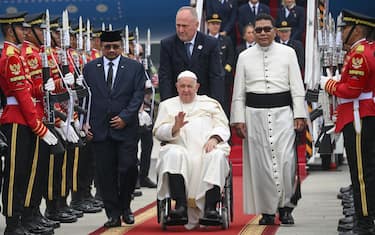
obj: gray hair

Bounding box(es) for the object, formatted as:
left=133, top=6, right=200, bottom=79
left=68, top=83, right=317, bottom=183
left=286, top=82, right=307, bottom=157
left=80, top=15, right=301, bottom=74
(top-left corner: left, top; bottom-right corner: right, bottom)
left=176, top=6, right=198, bottom=21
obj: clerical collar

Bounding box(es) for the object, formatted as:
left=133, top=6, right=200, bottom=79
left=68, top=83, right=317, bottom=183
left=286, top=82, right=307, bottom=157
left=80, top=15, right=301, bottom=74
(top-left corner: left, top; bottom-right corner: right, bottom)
left=256, top=42, right=275, bottom=52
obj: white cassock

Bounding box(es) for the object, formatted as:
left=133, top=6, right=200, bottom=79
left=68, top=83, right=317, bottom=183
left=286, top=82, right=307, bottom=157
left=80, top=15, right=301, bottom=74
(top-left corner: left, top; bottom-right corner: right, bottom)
left=230, top=42, right=307, bottom=215
left=153, top=95, right=230, bottom=229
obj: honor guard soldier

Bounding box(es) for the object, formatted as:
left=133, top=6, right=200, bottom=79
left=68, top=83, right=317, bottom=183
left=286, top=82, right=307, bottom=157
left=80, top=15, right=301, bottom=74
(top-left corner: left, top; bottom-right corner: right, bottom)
left=0, top=12, right=58, bottom=235
left=320, top=9, right=375, bottom=235
left=206, top=13, right=235, bottom=118
left=91, top=27, right=102, bottom=59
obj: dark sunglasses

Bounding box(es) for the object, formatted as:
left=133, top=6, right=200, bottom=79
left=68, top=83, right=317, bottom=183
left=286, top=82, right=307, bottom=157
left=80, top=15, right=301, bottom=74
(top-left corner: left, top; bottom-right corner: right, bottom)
left=103, top=44, right=121, bottom=50
left=254, top=26, right=273, bottom=33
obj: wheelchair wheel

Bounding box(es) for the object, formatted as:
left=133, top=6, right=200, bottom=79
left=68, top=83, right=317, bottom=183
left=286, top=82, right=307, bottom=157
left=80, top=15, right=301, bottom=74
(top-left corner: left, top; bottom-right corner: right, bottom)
left=221, top=207, right=229, bottom=229
left=225, top=161, right=234, bottom=222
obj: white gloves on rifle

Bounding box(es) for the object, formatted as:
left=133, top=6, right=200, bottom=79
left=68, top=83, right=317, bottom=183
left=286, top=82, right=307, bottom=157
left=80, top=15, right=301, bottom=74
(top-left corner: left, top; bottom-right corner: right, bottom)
left=63, top=72, right=75, bottom=85
left=41, top=130, right=58, bottom=145
left=320, top=68, right=340, bottom=90
left=76, top=74, right=84, bottom=86
left=44, top=78, right=55, bottom=92
left=55, top=121, right=79, bottom=143
left=74, top=119, right=86, bottom=137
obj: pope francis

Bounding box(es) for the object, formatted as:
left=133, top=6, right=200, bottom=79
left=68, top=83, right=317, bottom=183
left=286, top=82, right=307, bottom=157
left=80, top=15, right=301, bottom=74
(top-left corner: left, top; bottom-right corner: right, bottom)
left=153, top=70, right=231, bottom=230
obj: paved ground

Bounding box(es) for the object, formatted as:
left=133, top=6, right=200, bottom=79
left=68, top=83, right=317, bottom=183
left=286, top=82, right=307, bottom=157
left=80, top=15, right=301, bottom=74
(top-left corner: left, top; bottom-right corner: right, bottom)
left=0, top=162, right=350, bottom=235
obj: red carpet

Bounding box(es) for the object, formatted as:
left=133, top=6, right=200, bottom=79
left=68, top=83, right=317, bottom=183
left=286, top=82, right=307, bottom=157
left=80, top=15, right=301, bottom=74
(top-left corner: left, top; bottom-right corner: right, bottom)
left=90, top=176, right=281, bottom=235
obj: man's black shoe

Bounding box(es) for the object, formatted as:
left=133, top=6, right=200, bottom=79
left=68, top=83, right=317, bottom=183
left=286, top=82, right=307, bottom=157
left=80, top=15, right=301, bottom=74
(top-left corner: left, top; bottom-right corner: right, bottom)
left=22, top=219, right=54, bottom=235
left=338, top=222, right=354, bottom=232
left=169, top=206, right=188, bottom=220
left=4, top=225, right=37, bottom=235
left=122, top=209, right=135, bottom=224
left=140, top=177, right=157, bottom=188
left=104, top=217, right=121, bottom=228
left=279, top=207, right=294, bottom=225
left=71, top=200, right=102, bottom=213
left=203, top=209, right=220, bottom=220
left=259, top=214, right=275, bottom=225
left=45, top=209, right=78, bottom=223
left=34, top=209, right=60, bottom=229
left=339, top=216, right=355, bottom=225
left=61, top=206, right=84, bottom=218
left=133, top=190, right=142, bottom=197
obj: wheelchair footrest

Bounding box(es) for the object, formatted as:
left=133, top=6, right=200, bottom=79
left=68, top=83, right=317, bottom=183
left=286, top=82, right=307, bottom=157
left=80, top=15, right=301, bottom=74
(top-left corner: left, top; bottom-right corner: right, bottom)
left=199, top=217, right=223, bottom=226
left=164, top=217, right=188, bottom=226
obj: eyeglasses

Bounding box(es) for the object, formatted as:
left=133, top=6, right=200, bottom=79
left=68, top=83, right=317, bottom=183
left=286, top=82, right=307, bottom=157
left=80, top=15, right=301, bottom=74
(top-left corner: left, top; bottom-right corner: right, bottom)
left=254, top=26, right=273, bottom=33
left=103, top=44, right=121, bottom=50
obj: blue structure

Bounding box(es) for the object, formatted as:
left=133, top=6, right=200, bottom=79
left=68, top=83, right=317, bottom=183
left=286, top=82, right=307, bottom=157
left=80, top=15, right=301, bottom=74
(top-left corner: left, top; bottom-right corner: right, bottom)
left=0, top=0, right=190, bottom=42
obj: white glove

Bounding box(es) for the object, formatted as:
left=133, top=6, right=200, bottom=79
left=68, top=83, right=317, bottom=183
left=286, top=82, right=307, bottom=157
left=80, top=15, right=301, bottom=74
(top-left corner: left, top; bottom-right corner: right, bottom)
left=41, top=130, right=58, bottom=145
left=76, top=74, right=84, bottom=86
left=320, top=75, right=330, bottom=90
left=54, top=126, right=67, bottom=141
left=44, top=78, right=55, bottom=92
left=74, top=119, right=81, bottom=131
left=60, top=121, right=80, bottom=143
left=63, top=72, right=75, bottom=85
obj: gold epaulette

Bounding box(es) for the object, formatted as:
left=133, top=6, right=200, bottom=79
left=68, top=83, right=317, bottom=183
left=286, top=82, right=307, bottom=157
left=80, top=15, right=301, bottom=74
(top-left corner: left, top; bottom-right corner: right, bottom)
left=6, top=46, right=15, bottom=56
left=355, top=45, right=364, bottom=53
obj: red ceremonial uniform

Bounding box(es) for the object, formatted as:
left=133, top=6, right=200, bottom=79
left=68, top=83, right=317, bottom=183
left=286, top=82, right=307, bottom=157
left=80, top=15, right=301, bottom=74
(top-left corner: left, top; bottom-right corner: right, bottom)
left=91, top=48, right=101, bottom=60
left=325, top=39, right=375, bottom=132
left=0, top=41, right=47, bottom=137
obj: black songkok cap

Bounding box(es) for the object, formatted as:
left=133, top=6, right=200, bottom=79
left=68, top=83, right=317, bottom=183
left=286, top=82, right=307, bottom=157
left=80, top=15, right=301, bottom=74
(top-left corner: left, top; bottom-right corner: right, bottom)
left=340, top=9, right=375, bottom=28
left=100, top=29, right=122, bottom=42
left=0, top=11, right=27, bottom=25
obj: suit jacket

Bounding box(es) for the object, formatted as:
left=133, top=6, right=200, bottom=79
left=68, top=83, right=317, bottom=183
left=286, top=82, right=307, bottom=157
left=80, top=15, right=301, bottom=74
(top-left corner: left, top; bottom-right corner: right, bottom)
left=276, top=5, right=305, bottom=41
left=158, top=31, right=225, bottom=106
left=276, top=39, right=305, bottom=71
left=238, top=3, right=270, bottom=34
left=235, top=41, right=255, bottom=67
left=206, top=0, right=237, bottom=34
left=83, top=56, right=146, bottom=142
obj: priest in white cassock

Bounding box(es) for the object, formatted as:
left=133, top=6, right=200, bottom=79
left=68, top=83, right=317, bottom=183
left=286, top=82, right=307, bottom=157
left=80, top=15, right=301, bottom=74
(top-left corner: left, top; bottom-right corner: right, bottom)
left=153, top=70, right=230, bottom=230
left=230, top=13, right=306, bottom=226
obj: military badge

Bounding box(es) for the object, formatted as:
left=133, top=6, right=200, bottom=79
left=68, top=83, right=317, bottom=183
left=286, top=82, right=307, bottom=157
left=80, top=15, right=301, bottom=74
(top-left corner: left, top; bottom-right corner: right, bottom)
left=28, top=58, right=39, bottom=70
left=9, top=63, right=21, bottom=75
left=351, top=57, right=363, bottom=69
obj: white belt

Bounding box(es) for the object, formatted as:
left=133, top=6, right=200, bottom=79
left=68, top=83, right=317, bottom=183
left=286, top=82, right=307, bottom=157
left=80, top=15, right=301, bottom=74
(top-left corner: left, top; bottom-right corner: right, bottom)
left=6, top=96, right=39, bottom=106
left=338, top=92, right=374, bottom=134
left=6, top=96, right=18, bottom=105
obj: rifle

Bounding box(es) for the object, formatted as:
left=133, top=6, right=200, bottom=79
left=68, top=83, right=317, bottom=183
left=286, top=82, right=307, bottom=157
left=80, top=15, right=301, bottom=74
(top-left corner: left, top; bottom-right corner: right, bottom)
left=42, top=9, right=65, bottom=154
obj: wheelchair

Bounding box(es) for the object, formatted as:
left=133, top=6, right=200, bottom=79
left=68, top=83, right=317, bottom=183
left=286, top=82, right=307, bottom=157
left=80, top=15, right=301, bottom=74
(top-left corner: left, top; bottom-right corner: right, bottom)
left=157, top=162, right=233, bottom=230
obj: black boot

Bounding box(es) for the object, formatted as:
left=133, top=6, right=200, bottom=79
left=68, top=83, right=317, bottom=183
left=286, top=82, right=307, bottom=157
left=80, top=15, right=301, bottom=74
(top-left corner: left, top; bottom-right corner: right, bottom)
left=278, top=207, right=295, bottom=225
left=259, top=214, right=275, bottom=225
left=203, top=186, right=221, bottom=220
left=168, top=173, right=188, bottom=220
left=5, top=216, right=37, bottom=235
left=45, top=199, right=77, bottom=223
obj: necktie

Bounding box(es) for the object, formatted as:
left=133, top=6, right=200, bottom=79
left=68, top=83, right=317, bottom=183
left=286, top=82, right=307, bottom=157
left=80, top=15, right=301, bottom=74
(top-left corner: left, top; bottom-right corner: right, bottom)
left=107, top=61, right=114, bottom=91
left=253, top=6, right=257, bottom=15
left=185, top=42, right=192, bottom=59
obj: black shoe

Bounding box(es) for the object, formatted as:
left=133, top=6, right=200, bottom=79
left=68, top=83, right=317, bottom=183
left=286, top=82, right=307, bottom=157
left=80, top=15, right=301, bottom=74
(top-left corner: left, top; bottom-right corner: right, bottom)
left=104, top=217, right=121, bottom=228
left=338, top=222, right=354, bottom=232
left=4, top=225, right=37, bottom=235
left=61, top=205, right=84, bottom=218
left=34, top=209, right=60, bottom=229
left=45, top=209, right=78, bottom=223
left=71, top=200, right=102, bottom=213
left=122, top=209, right=135, bottom=224
left=279, top=208, right=295, bottom=225
left=169, top=206, right=187, bottom=220
left=259, top=214, right=275, bottom=225
left=85, top=196, right=104, bottom=208
left=133, top=190, right=142, bottom=197
left=203, top=209, right=220, bottom=220
left=22, top=219, right=54, bottom=235
left=339, top=216, right=355, bottom=225
left=140, top=177, right=157, bottom=188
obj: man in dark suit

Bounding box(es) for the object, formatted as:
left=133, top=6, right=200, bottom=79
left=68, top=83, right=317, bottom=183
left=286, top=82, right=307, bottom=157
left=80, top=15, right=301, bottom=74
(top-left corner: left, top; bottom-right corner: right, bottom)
left=238, top=0, right=270, bottom=35
left=158, top=6, right=225, bottom=106
left=206, top=13, right=235, bottom=118
left=205, top=0, right=238, bottom=46
left=235, top=23, right=256, bottom=65
left=275, top=21, right=305, bottom=71
left=275, top=0, right=305, bottom=41
left=83, top=30, right=145, bottom=228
